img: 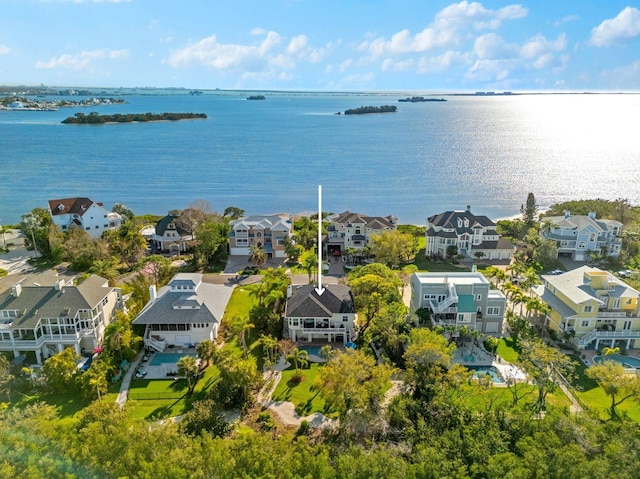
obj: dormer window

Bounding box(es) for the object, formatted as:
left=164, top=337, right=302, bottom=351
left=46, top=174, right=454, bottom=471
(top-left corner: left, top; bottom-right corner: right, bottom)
left=464, top=219, right=469, bottom=227
left=57, top=204, right=65, bottom=211
left=457, top=218, right=462, bottom=227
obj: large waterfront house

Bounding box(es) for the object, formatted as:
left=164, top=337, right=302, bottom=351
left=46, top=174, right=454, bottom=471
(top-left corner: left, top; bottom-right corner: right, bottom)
left=152, top=213, right=195, bottom=253
left=284, top=284, right=356, bottom=344
left=325, top=211, right=398, bottom=256
left=48, top=197, right=122, bottom=238
left=410, top=272, right=506, bottom=334
left=133, top=273, right=233, bottom=352
left=228, top=214, right=293, bottom=258
left=540, top=211, right=622, bottom=261
left=533, top=266, right=640, bottom=350
left=0, top=275, right=122, bottom=364
left=425, top=206, right=514, bottom=261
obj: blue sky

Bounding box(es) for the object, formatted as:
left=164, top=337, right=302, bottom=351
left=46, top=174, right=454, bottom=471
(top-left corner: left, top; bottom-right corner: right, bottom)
left=1, top=0, right=639, bottom=91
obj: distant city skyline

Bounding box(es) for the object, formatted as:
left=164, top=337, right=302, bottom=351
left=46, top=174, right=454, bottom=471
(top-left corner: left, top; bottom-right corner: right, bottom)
left=1, top=1, right=639, bottom=91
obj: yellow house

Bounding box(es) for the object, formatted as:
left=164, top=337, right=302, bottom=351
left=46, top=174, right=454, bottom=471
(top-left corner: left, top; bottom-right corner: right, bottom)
left=533, top=266, right=640, bottom=350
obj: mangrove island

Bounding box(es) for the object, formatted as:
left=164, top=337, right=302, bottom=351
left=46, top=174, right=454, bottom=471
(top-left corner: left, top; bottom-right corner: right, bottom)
left=61, top=112, right=207, bottom=124
left=398, top=96, right=447, bottom=102
left=344, top=105, right=397, bottom=115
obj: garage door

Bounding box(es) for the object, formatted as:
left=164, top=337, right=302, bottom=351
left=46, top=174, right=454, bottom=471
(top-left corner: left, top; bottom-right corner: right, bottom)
left=484, top=323, right=499, bottom=334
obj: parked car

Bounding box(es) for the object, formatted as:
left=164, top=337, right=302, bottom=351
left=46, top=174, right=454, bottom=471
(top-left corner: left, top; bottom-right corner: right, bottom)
left=618, top=270, right=632, bottom=278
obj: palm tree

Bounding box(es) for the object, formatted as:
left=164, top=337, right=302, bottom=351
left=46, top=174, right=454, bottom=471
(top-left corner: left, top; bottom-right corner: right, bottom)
left=196, top=339, right=217, bottom=369
left=249, top=244, right=267, bottom=267
left=230, top=315, right=254, bottom=358
left=259, top=334, right=280, bottom=369
left=177, top=355, right=199, bottom=395
left=89, top=259, right=120, bottom=284
left=286, top=348, right=309, bottom=378
left=320, top=344, right=334, bottom=362
left=0, top=224, right=10, bottom=250
left=302, top=252, right=318, bottom=284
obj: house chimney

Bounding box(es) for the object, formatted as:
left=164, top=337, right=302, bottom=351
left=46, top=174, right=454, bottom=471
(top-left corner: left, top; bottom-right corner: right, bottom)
left=287, top=285, right=292, bottom=299
left=466, top=205, right=471, bottom=212
left=149, top=285, right=157, bottom=302
left=588, top=211, right=596, bottom=220
left=55, top=279, right=65, bottom=291
left=11, top=283, right=22, bottom=297
left=564, top=211, right=571, bottom=219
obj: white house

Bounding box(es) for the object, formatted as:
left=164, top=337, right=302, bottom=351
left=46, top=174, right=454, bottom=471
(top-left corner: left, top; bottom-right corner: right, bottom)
left=426, top=206, right=514, bottom=262
left=541, top=211, right=622, bottom=261
left=133, top=273, right=234, bottom=352
left=48, top=197, right=122, bottom=238
left=228, top=215, right=293, bottom=258
left=325, top=211, right=397, bottom=256
left=284, top=284, right=356, bottom=344
left=0, top=276, right=122, bottom=364
left=410, top=272, right=506, bottom=334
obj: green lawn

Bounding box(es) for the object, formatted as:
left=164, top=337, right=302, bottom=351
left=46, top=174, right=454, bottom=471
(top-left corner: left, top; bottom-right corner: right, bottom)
left=272, top=363, right=336, bottom=418
left=126, top=365, right=221, bottom=419
left=569, top=354, right=640, bottom=422
left=412, top=249, right=470, bottom=272
left=496, top=338, right=520, bottom=363
left=465, top=383, right=572, bottom=411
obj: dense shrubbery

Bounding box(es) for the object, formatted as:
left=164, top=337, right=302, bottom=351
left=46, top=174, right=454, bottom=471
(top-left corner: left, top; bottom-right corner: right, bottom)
left=62, top=111, right=207, bottom=124
left=344, top=105, right=397, bottom=114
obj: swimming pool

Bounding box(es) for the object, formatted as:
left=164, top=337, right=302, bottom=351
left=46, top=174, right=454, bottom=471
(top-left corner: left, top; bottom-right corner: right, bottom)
left=299, top=346, right=322, bottom=357
left=150, top=353, right=196, bottom=366
left=468, top=366, right=505, bottom=384
left=594, top=354, right=640, bottom=369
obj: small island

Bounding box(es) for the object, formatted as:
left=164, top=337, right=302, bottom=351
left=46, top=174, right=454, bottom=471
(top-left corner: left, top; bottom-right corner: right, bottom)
left=247, top=95, right=266, bottom=100
left=61, top=112, right=207, bottom=124
left=398, top=96, right=447, bottom=102
left=344, top=105, right=397, bottom=115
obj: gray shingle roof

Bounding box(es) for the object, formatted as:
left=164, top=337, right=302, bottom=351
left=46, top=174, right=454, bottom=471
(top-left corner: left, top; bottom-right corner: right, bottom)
left=0, top=275, right=114, bottom=330
left=133, top=282, right=234, bottom=326
left=427, top=210, right=495, bottom=230
left=331, top=211, right=395, bottom=229
left=285, top=284, right=355, bottom=319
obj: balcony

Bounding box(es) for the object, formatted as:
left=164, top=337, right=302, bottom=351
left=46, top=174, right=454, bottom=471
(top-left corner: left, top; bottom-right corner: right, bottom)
left=573, top=329, right=640, bottom=348
left=597, top=311, right=635, bottom=319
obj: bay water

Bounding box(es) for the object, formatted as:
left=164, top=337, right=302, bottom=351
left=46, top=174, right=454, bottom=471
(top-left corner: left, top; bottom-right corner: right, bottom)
left=1, top=91, right=639, bottom=225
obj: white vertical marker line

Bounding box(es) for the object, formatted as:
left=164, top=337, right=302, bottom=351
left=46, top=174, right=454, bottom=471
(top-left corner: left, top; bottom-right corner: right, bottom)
left=315, top=185, right=325, bottom=296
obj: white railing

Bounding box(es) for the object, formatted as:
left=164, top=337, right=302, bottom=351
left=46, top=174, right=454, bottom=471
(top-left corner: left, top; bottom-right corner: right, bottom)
left=597, top=311, right=629, bottom=318
left=145, top=335, right=167, bottom=352
left=430, top=291, right=459, bottom=312
left=574, top=329, right=640, bottom=347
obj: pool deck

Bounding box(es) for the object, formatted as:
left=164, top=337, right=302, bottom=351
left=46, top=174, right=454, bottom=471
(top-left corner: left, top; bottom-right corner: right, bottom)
left=452, top=342, right=527, bottom=385
left=137, top=349, right=199, bottom=380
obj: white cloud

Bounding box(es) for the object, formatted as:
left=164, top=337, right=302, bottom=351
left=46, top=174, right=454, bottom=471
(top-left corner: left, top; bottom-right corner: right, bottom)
left=553, top=14, right=579, bottom=27
left=287, top=35, right=308, bottom=55
left=473, top=33, right=514, bottom=59
left=520, top=33, right=566, bottom=60
left=47, top=0, right=132, bottom=3
left=435, top=1, right=527, bottom=31
left=590, top=7, right=640, bottom=47
left=167, top=34, right=276, bottom=70
left=416, top=51, right=469, bottom=73
left=362, top=1, right=527, bottom=57
left=250, top=28, right=266, bottom=36
left=598, top=60, right=640, bottom=89
left=339, top=59, right=352, bottom=72
left=0, top=45, right=9, bottom=55
left=35, top=49, right=128, bottom=70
